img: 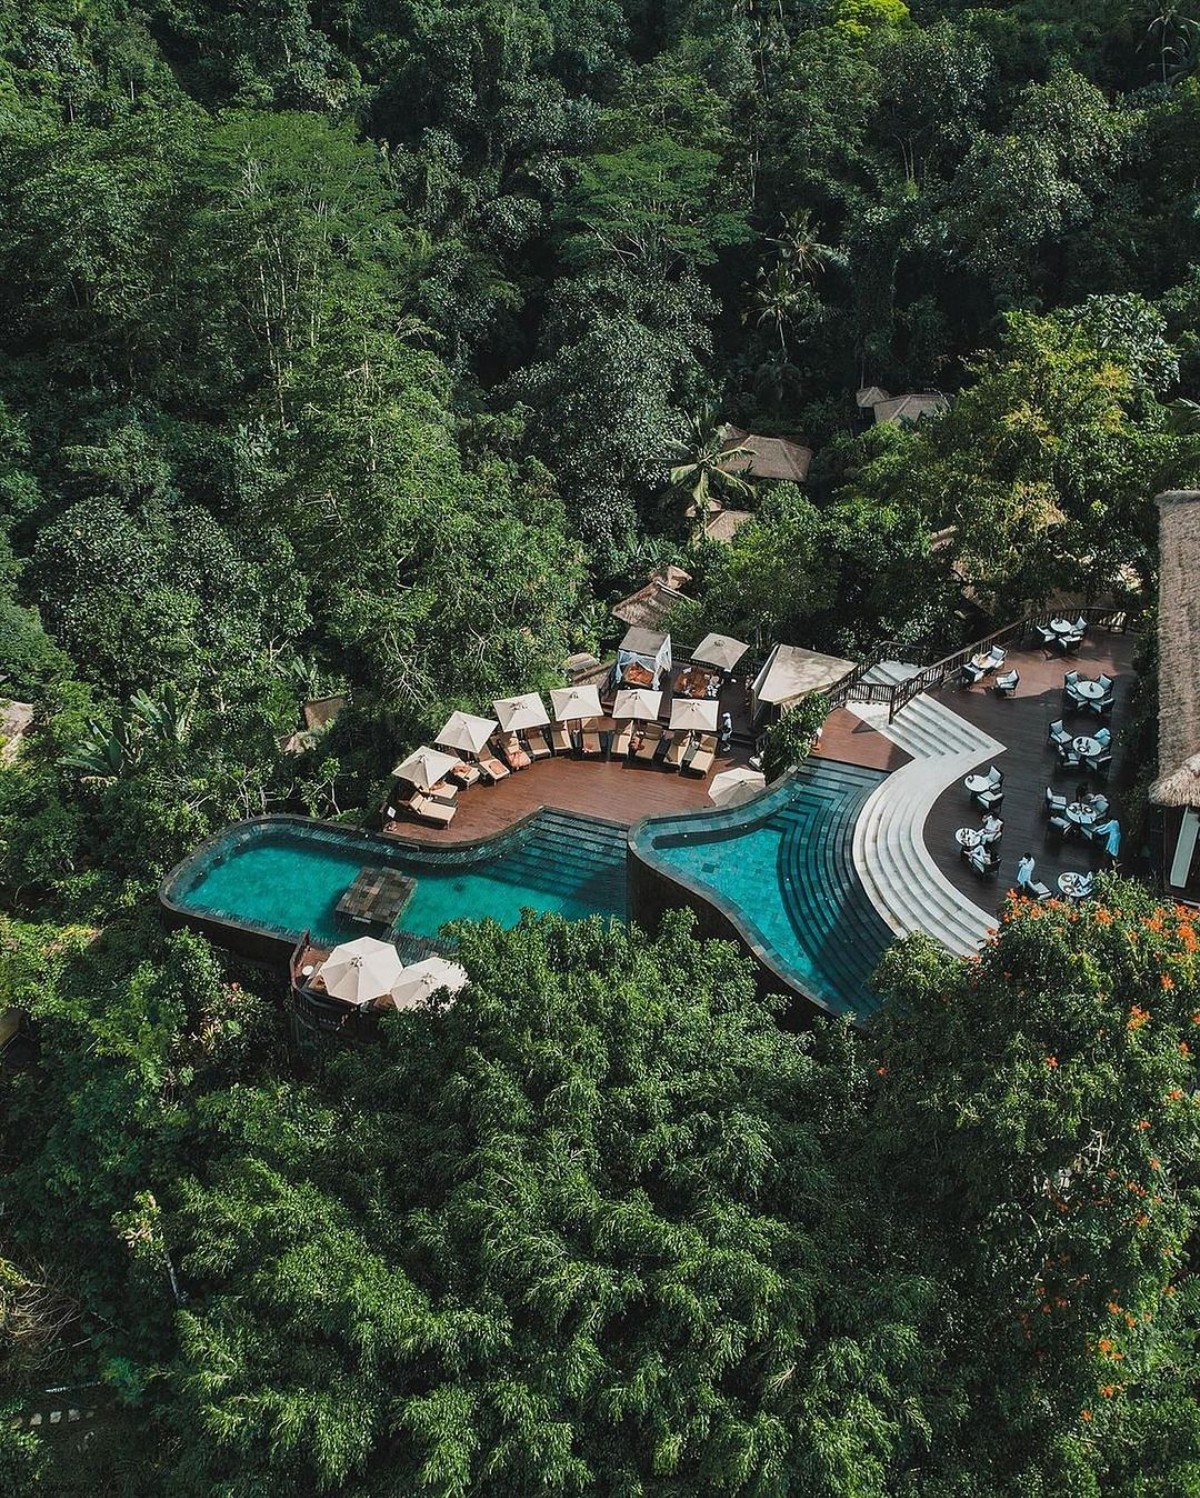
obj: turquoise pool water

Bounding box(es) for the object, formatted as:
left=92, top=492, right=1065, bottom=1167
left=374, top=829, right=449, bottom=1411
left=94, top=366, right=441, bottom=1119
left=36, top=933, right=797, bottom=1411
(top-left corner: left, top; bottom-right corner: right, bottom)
left=631, top=760, right=892, bottom=1020
left=166, top=811, right=626, bottom=948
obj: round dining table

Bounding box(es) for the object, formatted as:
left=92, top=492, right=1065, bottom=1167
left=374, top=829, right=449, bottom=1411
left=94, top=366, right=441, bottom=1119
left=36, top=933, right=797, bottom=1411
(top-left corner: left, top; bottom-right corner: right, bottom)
left=1072, top=736, right=1102, bottom=758
left=955, top=827, right=983, bottom=849
left=1049, top=617, right=1075, bottom=635
left=1058, top=872, right=1092, bottom=898
left=964, top=773, right=994, bottom=794
left=1066, top=801, right=1098, bottom=827
left=1073, top=679, right=1104, bottom=702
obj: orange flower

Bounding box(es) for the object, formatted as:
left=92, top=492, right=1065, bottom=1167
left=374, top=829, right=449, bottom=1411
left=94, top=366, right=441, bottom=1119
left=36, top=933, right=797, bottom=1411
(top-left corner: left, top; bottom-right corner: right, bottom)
left=1128, top=1006, right=1150, bottom=1030
left=1168, top=1089, right=1184, bottom=1102
left=1045, top=1055, right=1059, bottom=1069
left=1108, top=1302, right=1122, bottom=1315
left=1098, top=1337, right=1114, bottom=1353
left=1162, top=974, right=1175, bottom=991
left=1081, top=1409, right=1094, bottom=1422
left=1135, top=1213, right=1150, bottom=1228
left=1181, top=1041, right=1190, bottom=1056
left=1192, top=1013, right=1200, bottom=1025
left=1136, top=1118, right=1151, bottom=1130
left=876, top=1066, right=888, bottom=1076
left=1150, top=1158, right=1161, bottom=1171
left=1095, top=909, right=1113, bottom=926
left=1100, top=1384, right=1117, bottom=1398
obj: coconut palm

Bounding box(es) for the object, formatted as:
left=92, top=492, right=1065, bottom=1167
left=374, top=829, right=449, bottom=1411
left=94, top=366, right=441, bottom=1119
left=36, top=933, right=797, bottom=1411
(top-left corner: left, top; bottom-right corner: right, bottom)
left=1145, top=4, right=1199, bottom=84
left=665, top=409, right=756, bottom=526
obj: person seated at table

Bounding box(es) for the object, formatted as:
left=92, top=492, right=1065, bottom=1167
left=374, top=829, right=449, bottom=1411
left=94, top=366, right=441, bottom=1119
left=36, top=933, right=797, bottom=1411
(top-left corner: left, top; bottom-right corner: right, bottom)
left=1015, top=852, right=1036, bottom=892
left=979, top=813, right=1003, bottom=844
left=966, top=842, right=998, bottom=876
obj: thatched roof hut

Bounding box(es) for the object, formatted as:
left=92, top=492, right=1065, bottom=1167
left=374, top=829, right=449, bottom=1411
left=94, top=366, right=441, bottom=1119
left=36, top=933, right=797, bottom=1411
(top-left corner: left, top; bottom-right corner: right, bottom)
left=717, top=426, right=813, bottom=483
left=1150, top=491, right=1200, bottom=808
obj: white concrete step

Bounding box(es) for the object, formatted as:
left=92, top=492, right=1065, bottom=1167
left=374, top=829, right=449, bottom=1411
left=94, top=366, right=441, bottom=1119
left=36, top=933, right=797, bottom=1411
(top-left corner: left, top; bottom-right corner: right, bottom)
left=860, top=659, right=923, bottom=687
left=850, top=692, right=1002, bottom=956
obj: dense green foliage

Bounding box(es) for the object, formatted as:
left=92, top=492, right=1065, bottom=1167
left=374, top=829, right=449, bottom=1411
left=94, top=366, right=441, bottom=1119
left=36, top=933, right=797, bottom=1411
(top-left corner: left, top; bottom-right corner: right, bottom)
left=2, top=0, right=1200, bottom=1491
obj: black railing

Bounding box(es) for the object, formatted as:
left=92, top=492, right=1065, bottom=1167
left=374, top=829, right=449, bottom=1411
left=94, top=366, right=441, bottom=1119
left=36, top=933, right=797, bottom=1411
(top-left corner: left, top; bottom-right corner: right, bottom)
left=825, top=640, right=904, bottom=713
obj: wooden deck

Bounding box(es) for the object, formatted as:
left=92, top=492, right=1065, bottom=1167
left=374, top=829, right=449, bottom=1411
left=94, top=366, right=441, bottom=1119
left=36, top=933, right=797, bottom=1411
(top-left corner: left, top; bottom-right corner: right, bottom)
left=812, top=706, right=912, bottom=774
left=388, top=744, right=757, bottom=844
left=923, top=629, right=1140, bottom=915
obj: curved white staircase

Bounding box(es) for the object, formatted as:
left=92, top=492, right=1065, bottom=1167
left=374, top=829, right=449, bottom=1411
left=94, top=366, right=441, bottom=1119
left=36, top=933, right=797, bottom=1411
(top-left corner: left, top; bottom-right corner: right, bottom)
left=849, top=666, right=1003, bottom=956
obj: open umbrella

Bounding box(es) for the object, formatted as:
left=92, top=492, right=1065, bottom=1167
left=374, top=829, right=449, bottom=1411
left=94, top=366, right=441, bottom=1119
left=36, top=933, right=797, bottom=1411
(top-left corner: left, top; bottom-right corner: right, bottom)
left=551, top=684, right=603, bottom=721
left=387, top=956, right=468, bottom=1010
left=709, top=767, right=766, bottom=808
left=319, top=936, right=403, bottom=1006
left=670, top=697, right=719, bottom=733
left=391, top=745, right=460, bottom=791
left=436, top=710, right=497, bottom=757
left=692, top=632, right=749, bottom=673
left=612, top=688, right=662, bottom=721
left=492, top=693, right=550, bottom=732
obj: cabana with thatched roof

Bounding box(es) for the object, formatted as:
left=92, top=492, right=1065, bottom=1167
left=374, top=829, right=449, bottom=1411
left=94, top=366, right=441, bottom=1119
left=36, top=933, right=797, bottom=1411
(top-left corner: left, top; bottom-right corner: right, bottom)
left=1151, top=490, right=1200, bottom=903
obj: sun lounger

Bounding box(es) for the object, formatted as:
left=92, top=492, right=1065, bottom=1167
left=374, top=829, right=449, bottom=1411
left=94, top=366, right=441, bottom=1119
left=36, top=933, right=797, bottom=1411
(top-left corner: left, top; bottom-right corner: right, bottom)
left=631, top=723, right=662, bottom=762
left=477, top=752, right=509, bottom=783
left=684, top=733, right=717, bottom=777
left=550, top=723, right=572, bottom=754
left=411, top=793, right=456, bottom=826
left=611, top=722, right=633, bottom=757
left=581, top=725, right=602, bottom=756
left=496, top=733, right=531, bottom=770
left=523, top=729, right=552, bottom=760
left=664, top=734, right=689, bottom=769
left=447, top=761, right=481, bottom=788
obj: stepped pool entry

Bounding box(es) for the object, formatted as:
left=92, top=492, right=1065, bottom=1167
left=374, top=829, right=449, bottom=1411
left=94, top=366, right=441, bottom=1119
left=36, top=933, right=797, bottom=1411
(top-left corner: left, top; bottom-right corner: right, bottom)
left=161, top=812, right=629, bottom=956
left=629, top=760, right=894, bottom=1020
left=161, top=761, right=893, bottom=1021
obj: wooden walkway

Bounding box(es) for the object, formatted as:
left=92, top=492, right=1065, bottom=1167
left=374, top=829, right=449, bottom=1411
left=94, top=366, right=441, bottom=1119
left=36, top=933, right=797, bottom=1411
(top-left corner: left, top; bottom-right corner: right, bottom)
left=924, top=629, right=1140, bottom=915
left=389, top=745, right=755, bottom=845
left=812, top=706, right=912, bottom=774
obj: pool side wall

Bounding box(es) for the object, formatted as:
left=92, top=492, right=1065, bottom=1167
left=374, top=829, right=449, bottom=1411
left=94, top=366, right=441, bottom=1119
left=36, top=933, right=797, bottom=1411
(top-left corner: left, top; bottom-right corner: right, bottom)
left=627, top=777, right=838, bottom=1028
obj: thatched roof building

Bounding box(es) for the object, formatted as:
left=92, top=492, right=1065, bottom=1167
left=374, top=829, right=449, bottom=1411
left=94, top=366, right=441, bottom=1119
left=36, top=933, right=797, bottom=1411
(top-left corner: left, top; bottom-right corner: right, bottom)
left=717, top=426, right=812, bottom=484
left=1151, top=491, right=1200, bottom=808
left=871, top=393, right=948, bottom=426
left=1152, top=491, right=1200, bottom=904
left=612, top=567, right=691, bottom=632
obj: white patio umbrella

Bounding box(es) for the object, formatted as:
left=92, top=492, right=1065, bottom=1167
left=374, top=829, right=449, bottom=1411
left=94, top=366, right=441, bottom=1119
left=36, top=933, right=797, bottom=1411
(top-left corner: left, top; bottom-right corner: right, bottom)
left=492, top=692, right=550, bottom=732
left=692, top=632, right=749, bottom=673
left=550, top=684, right=603, bottom=721
left=709, top=767, right=767, bottom=809
left=612, top=687, right=662, bottom=721
left=669, top=697, right=720, bottom=733
left=391, top=744, right=460, bottom=791
left=387, top=956, right=469, bottom=1010
left=319, top=936, right=403, bottom=1006
left=436, top=710, right=497, bottom=757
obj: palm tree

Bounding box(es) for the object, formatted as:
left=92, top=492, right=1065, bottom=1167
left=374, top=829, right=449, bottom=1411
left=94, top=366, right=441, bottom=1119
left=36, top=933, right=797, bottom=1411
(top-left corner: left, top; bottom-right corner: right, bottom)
left=665, top=409, right=756, bottom=529
left=1145, top=4, right=1199, bottom=85
left=767, top=210, right=841, bottom=282
left=1168, top=396, right=1200, bottom=433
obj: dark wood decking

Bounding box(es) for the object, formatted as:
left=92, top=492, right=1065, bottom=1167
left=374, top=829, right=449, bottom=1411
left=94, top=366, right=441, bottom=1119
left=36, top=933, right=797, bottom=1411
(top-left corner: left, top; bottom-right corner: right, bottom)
left=812, top=706, right=913, bottom=774
left=389, top=744, right=756, bottom=844
left=924, top=629, right=1140, bottom=915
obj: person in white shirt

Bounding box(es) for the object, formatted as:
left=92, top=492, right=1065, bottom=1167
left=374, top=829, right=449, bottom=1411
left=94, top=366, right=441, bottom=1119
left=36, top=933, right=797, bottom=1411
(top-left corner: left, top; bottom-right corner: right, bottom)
left=1016, top=853, right=1036, bottom=891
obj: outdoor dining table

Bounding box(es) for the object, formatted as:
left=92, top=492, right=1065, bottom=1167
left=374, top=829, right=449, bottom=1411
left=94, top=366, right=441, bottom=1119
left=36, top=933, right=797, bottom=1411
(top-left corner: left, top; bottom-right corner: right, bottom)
left=1073, top=679, right=1105, bottom=702
left=1072, top=736, right=1102, bottom=758
left=1049, top=617, right=1076, bottom=634
left=1066, top=801, right=1098, bottom=827
left=1058, top=872, right=1092, bottom=898
left=964, top=773, right=994, bottom=794
left=955, top=827, right=983, bottom=849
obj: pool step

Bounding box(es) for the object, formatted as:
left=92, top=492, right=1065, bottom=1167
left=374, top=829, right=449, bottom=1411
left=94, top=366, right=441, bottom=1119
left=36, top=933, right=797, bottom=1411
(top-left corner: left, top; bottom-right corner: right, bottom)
left=848, top=692, right=1000, bottom=956
left=452, top=811, right=628, bottom=916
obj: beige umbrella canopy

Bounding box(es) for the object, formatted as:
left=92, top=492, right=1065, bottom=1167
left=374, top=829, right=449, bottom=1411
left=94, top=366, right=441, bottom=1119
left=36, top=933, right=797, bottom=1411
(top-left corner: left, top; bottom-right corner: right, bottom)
left=692, top=632, right=749, bottom=673
left=319, top=936, right=404, bottom=1006
left=612, top=688, right=662, bottom=721
left=391, top=745, right=460, bottom=791
left=387, top=956, right=469, bottom=1010
left=709, top=767, right=767, bottom=809
left=551, top=684, right=603, bottom=721
left=436, top=710, right=498, bottom=757
left=493, top=693, right=550, bottom=732
left=669, top=697, right=720, bottom=733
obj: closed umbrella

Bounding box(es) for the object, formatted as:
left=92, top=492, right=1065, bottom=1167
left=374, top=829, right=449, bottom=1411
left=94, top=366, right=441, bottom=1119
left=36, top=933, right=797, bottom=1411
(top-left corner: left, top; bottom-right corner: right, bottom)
left=387, top=956, right=468, bottom=1010
left=319, top=936, right=403, bottom=1006
left=709, top=767, right=766, bottom=808
left=551, top=684, right=603, bottom=721
left=391, top=745, right=460, bottom=791
left=612, top=688, right=662, bottom=721
left=436, top=711, right=497, bottom=757
left=692, top=632, right=749, bottom=673
left=669, top=697, right=719, bottom=733
left=492, top=693, right=550, bottom=732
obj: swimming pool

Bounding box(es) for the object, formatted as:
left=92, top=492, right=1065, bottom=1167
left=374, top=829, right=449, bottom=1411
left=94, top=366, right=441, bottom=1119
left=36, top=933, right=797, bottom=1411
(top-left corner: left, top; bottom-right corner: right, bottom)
left=161, top=811, right=627, bottom=952
left=630, top=760, right=893, bottom=1020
